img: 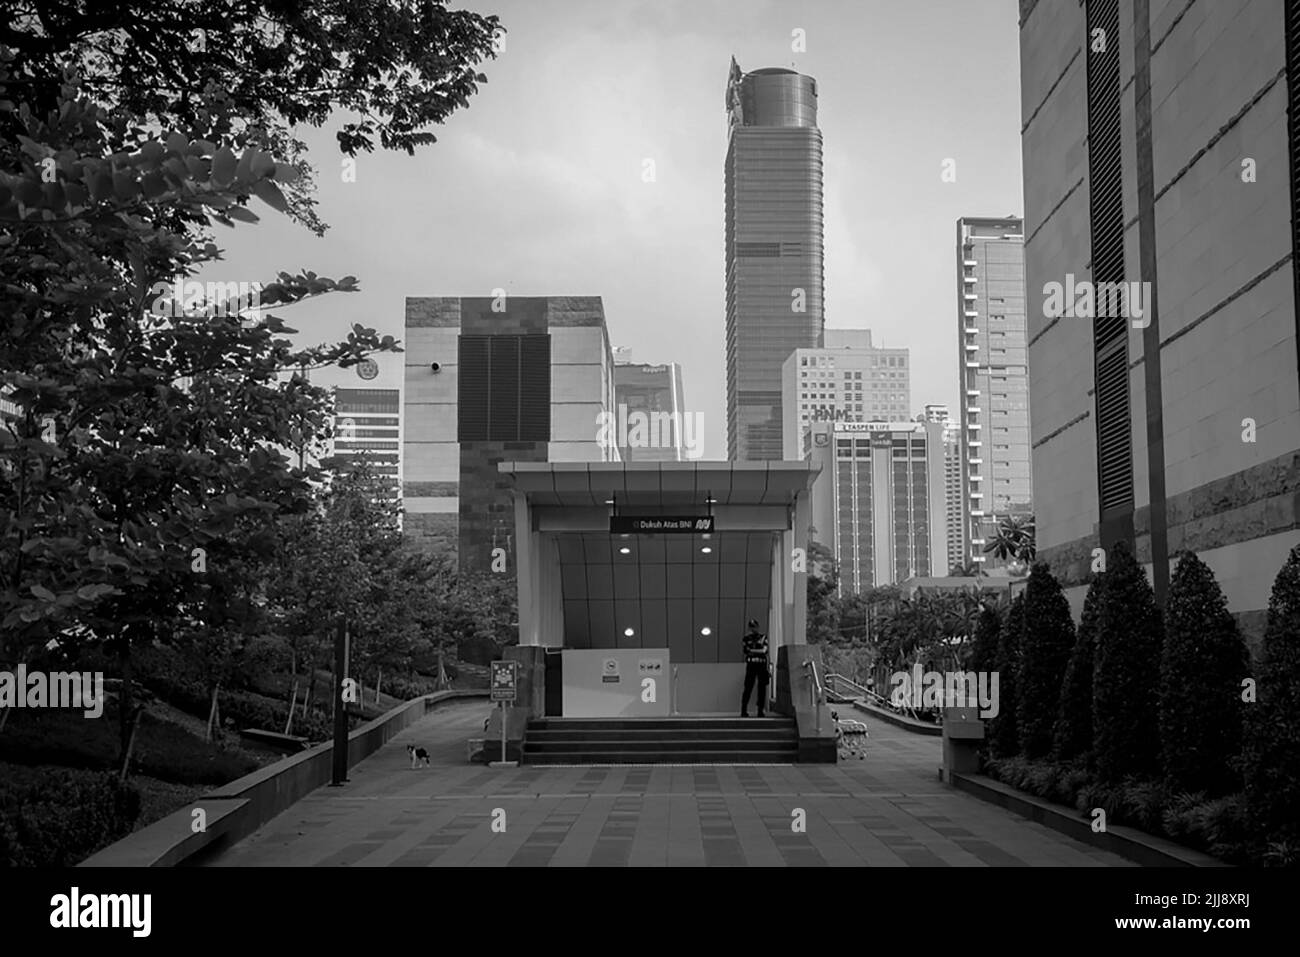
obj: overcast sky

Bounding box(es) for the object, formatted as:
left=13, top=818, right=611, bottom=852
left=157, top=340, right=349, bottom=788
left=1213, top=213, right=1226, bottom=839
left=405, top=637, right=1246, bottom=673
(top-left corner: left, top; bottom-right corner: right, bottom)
left=204, top=0, right=1024, bottom=460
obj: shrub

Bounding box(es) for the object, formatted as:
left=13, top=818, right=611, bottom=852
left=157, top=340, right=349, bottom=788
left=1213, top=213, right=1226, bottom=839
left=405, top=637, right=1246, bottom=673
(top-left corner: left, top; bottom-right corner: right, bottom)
left=989, top=592, right=1024, bottom=758
left=1243, top=543, right=1300, bottom=852
left=0, top=765, right=141, bottom=867
left=1018, top=563, right=1076, bottom=759
left=1053, top=574, right=1101, bottom=762
left=969, top=604, right=1001, bottom=677
left=1159, top=552, right=1249, bottom=795
left=1092, top=540, right=1162, bottom=782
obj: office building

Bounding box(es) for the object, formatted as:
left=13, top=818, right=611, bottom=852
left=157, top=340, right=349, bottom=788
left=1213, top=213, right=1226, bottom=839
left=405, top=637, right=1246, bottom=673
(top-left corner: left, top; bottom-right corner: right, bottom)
left=613, top=360, right=688, bottom=461
left=1019, top=0, right=1300, bottom=638
left=924, top=404, right=967, bottom=574
left=402, top=296, right=617, bottom=572
left=725, top=57, right=825, bottom=461
left=807, top=420, right=948, bottom=591
left=331, top=387, right=400, bottom=501
left=780, top=331, right=911, bottom=459
left=957, top=215, right=1032, bottom=569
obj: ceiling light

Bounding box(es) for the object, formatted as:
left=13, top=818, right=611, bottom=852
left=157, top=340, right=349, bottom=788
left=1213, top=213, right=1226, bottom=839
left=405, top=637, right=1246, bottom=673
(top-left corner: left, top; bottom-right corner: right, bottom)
left=701, top=546, right=712, bottom=554
left=624, top=628, right=634, bottom=637
left=700, top=627, right=712, bottom=636
left=619, top=546, right=630, bottom=554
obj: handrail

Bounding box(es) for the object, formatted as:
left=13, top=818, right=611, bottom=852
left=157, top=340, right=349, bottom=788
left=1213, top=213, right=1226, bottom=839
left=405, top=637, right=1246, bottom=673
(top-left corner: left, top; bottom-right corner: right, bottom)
left=825, top=671, right=922, bottom=722
left=802, top=658, right=824, bottom=733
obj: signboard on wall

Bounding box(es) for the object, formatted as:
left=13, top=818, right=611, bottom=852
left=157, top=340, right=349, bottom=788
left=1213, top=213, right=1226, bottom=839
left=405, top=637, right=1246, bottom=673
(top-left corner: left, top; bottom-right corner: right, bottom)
left=610, top=515, right=714, bottom=534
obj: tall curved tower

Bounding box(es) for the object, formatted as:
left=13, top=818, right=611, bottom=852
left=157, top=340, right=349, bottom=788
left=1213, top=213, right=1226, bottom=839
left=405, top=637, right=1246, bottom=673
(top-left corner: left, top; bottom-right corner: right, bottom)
left=724, top=58, right=825, bottom=460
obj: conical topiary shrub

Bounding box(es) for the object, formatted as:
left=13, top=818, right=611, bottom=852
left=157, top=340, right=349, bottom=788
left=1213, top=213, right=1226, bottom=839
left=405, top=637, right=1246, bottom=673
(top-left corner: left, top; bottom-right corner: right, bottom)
left=1093, top=539, right=1162, bottom=782
left=969, top=603, right=1002, bottom=677
left=1243, top=544, right=1300, bottom=851
left=1053, top=573, right=1101, bottom=763
left=989, top=591, right=1024, bottom=758
left=1018, top=563, right=1076, bottom=759
left=1159, top=551, right=1249, bottom=795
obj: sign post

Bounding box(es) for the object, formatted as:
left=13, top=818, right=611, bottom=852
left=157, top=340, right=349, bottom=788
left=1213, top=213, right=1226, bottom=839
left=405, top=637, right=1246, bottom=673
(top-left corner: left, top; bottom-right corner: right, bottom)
left=489, top=660, right=518, bottom=767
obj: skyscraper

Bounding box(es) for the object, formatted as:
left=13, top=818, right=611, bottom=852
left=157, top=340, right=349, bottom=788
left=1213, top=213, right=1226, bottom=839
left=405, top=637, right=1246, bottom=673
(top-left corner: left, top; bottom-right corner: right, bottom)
left=332, top=387, right=401, bottom=502
left=807, top=419, right=948, bottom=590
left=1020, top=0, right=1300, bottom=635
left=725, top=57, right=825, bottom=461
left=779, top=331, right=911, bottom=459
left=956, top=216, right=1032, bottom=569
left=924, top=403, right=967, bottom=575
left=402, top=296, right=617, bottom=571
left=613, top=360, right=688, bottom=461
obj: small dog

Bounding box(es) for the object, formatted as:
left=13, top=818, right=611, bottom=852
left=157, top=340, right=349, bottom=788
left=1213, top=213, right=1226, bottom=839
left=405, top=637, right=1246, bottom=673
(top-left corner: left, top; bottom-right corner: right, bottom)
left=406, top=744, right=431, bottom=768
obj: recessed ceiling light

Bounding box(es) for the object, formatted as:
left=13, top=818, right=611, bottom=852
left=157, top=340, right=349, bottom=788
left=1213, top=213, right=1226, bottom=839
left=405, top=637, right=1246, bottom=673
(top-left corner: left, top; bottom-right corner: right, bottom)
left=701, top=546, right=712, bottom=554
left=624, top=628, right=634, bottom=637
left=619, top=546, right=630, bottom=554
left=700, top=627, right=712, bottom=636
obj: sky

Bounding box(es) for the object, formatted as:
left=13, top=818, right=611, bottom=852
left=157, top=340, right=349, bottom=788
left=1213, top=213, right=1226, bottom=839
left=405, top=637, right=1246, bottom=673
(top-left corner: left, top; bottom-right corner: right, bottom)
left=201, top=0, right=1025, bottom=460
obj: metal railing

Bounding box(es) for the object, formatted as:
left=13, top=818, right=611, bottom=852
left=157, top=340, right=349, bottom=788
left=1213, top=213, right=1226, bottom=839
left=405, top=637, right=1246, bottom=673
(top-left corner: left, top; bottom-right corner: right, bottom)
left=824, top=672, right=921, bottom=722
left=802, top=658, right=824, bottom=733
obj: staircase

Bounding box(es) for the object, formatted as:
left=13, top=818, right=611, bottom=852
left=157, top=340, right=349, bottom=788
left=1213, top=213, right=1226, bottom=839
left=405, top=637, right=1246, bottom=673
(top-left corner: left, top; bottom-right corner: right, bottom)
left=522, top=716, right=799, bottom=764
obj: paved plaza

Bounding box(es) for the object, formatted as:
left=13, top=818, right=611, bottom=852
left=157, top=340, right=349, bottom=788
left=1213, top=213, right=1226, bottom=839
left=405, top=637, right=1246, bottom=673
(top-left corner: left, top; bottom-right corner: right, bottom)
left=209, top=701, right=1133, bottom=867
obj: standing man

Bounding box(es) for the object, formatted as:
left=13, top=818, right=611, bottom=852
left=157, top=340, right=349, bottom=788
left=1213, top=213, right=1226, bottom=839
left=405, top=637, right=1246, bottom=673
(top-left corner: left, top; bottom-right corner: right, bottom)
left=740, top=618, right=769, bottom=718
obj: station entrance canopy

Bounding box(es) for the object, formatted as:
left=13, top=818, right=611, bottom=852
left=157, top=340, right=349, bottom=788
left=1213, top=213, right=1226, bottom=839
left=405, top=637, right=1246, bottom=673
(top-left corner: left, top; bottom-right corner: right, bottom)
left=499, top=461, right=820, bottom=716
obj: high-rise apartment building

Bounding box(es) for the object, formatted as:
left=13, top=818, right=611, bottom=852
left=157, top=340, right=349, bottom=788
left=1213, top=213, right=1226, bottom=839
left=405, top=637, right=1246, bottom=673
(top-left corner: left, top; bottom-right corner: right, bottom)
left=725, top=57, right=825, bottom=461
left=807, top=420, right=948, bottom=591
left=332, top=387, right=400, bottom=500
left=402, top=296, right=617, bottom=572
left=957, top=216, right=1032, bottom=569
left=613, top=361, right=688, bottom=461
left=924, top=404, right=967, bottom=574
left=780, top=331, right=910, bottom=459
left=1019, top=0, right=1300, bottom=637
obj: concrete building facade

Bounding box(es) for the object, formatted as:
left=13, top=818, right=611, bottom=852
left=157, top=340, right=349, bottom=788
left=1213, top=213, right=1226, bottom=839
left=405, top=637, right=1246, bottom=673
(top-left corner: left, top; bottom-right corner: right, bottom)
left=402, top=296, right=617, bottom=572
left=956, top=216, right=1033, bottom=569
left=807, top=420, right=948, bottom=591
left=780, top=331, right=911, bottom=460
left=924, top=403, right=968, bottom=575
left=725, top=57, right=825, bottom=461
left=1018, top=0, right=1300, bottom=640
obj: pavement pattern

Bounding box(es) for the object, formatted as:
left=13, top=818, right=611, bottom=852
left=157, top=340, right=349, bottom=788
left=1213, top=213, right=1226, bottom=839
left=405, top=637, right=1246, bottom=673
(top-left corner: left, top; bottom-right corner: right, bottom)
left=209, top=701, right=1134, bottom=867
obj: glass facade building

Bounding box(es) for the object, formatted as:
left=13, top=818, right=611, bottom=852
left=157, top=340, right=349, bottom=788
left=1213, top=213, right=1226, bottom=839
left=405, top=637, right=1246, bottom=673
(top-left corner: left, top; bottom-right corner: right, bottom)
left=725, top=58, right=825, bottom=461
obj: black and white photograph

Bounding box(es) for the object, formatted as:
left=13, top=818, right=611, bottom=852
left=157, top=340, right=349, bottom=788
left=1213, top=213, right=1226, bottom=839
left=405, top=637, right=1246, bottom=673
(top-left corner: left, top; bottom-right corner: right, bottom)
left=0, top=0, right=1294, bottom=938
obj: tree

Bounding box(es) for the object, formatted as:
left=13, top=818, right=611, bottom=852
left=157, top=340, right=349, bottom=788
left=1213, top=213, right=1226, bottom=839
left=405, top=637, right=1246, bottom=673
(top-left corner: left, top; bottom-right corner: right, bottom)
left=989, top=591, right=1024, bottom=757
left=1052, top=574, right=1101, bottom=763
left=805, top=541, right=839, bottom=644
left=4, top=1, right=502, bottom=232
left=1092, top=540, right=1162, bottom=782
left=1243, top=544, right=1300, bottom=851
left=1158, top=552, right=1249, bottom=795
left=1017, top=562, right=1075, bottom=759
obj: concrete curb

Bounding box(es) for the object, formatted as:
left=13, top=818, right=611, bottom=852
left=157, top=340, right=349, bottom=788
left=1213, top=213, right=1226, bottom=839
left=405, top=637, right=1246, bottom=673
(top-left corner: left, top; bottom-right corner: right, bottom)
left=947, top=770, right=1230, bottom=867
left=80, top=689, right=489, bottom=867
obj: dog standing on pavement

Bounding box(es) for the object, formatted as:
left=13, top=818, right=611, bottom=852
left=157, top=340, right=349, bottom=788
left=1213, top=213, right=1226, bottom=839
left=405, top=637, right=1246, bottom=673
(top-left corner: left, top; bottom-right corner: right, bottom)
left=406, top=744, right=431, bottom=768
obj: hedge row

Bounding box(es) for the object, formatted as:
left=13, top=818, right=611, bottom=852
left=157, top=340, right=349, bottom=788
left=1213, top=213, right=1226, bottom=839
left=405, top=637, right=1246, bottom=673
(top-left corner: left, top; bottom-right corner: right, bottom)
left=0, top=765, right=141, bottom=867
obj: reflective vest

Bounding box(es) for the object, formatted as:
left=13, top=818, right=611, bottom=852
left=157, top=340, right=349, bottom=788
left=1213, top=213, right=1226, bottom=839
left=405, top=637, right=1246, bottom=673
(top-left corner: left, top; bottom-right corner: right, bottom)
left=743, top=631, right=768, bottom=664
